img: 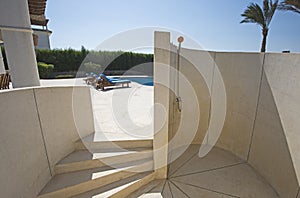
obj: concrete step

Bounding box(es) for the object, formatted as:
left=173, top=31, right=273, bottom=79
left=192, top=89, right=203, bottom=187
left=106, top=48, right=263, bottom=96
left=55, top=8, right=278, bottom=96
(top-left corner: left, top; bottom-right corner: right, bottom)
left=73, top=172, right=156, bottom=198
left=126, top=179, right=165, bottom=198
left=38, top=161, right=154, bottom=198
left=55, top=149, right=153, bottom=174
left=75, top=139, right=153, bottom=151
left=109, top=172, right=156, bottom=198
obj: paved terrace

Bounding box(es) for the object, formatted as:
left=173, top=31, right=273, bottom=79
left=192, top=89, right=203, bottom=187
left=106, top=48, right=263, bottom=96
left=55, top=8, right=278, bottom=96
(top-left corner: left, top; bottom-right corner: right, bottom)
left=40, top=78, right=154, bottom=141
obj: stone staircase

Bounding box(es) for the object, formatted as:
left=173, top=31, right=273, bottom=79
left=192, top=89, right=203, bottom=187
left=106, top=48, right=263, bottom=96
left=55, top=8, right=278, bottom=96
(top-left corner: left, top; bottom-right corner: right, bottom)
left=37, top=135, right=281, bottom=198
left=38, top=135, right=156, bottom=198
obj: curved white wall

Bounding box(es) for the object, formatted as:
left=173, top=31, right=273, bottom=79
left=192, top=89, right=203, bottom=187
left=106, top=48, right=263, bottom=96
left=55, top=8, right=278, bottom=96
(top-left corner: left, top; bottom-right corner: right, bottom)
left=0, top=86, right=94, bottom=198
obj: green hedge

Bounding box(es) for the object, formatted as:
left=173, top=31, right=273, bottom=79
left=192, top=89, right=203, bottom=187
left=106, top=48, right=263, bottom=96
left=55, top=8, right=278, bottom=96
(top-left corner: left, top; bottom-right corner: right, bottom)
left=35, top=47, right=153, bottom=73
left=35, top=47, right=88, bottom=72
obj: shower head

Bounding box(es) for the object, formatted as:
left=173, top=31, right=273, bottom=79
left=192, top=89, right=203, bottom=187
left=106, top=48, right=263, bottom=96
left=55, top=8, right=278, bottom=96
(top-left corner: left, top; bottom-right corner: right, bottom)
left=177, top=36, right=184, bottom=43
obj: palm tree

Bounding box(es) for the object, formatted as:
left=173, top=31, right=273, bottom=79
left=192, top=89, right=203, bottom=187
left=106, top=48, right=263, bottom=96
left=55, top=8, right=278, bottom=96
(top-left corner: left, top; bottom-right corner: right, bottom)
left=241, top=0, right=278, bottom=52
left=279, top=0, right=300, bottom=14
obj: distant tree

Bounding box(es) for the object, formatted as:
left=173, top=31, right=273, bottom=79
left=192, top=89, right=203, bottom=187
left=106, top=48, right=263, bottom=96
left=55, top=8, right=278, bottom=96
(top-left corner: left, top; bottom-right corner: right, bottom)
left=241, top=0, right=279, bottom=52
left=279, top=0, right=300, bottom=14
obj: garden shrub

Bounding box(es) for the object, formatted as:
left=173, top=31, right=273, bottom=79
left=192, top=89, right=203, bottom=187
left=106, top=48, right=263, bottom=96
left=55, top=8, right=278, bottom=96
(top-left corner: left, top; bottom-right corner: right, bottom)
left=37, top=62, right=54, bottom=79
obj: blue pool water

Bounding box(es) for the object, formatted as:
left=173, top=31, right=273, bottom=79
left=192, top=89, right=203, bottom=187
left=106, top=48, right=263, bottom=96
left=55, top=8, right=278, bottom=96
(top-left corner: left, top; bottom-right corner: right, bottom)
left=114, top=77, right=153, bottom=86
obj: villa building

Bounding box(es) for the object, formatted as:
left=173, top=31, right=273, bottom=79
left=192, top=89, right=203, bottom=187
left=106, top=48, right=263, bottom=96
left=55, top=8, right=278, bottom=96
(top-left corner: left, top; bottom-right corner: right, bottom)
left=32, top=28, right=52, bottom=49
left=29, top=0, right=52, bottom=49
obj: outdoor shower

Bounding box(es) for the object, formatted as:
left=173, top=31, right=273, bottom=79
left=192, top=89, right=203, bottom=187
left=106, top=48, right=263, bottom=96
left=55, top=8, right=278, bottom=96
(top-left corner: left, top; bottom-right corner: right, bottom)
left=176, top=36, right=184, bottom=112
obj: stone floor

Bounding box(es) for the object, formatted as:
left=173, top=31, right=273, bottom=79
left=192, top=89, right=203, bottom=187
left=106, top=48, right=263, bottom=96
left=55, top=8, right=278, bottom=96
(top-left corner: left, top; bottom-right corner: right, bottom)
left=129, top=145, right=279, bottom=198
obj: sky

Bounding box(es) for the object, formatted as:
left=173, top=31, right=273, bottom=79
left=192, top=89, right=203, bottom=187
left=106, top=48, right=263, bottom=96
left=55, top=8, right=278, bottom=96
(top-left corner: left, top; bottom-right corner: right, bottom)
left=46, top=0, right=300, bottom=53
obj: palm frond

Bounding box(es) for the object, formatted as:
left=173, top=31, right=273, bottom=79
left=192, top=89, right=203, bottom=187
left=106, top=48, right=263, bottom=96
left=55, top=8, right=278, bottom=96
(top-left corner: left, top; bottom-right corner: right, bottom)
left=265, top=0, right=278, bottom=26
left=264, top=0, right=270, bottom=18
left=279, top=0, right=300, bottom=13
left=241, top=0, right=278, bottom=28
left=240, top=3, right=265, bottom=27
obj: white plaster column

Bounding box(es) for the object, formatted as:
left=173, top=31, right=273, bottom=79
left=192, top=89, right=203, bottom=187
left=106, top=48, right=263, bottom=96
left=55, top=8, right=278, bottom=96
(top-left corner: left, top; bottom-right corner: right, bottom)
left=0, top=47, right=6, bottom=74
left=153, top=31, right=171, bottom=179
left=0, top=0, right=40, bottom=88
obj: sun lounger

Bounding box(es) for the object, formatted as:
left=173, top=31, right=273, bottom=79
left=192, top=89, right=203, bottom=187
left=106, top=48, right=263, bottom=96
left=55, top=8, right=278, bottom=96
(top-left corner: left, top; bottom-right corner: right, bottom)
left=83, top=73, right=98, bottom=86
left=97, top=74, right=131, bottom=90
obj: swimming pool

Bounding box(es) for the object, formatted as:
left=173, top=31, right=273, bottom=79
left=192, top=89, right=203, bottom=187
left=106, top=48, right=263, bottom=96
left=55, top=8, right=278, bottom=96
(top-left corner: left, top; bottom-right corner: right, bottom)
left=113, top=77, right=153, bottom=86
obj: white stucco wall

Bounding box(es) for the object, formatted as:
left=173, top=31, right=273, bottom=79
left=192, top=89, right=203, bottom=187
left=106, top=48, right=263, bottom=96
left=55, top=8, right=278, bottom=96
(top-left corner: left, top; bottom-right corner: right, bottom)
left=163, top=44, right=300, bottom=196
left=248, top=53, right=300, bottom=198
left=264, top=53, right=300, bottom=183
left=0, top=86, right=94, bottom=198
left=0, top=0, right=41, bottom=88
left=34, top=86, right=94, bottom=172
left=248, top=72, right=299, bottom=198
left=214, top=52, right=264, bottom=160
left=2, top=30, right=41, bottom=87
left=168, top=48, right=213, bottom=149
left=0, top=89, right=51, bottom=198
left=168, top=50, right=265, bottom=159
left=0, top=0, right=31, bottom=29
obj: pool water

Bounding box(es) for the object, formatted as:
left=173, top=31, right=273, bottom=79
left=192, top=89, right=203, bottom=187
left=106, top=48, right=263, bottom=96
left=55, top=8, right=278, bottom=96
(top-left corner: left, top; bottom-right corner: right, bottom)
left=114, top=77, right=153, bottom=86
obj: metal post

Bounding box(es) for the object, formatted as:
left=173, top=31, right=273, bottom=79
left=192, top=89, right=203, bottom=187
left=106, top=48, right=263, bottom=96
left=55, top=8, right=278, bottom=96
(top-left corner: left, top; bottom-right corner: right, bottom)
left=176, top=36, right=184, bottom=112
